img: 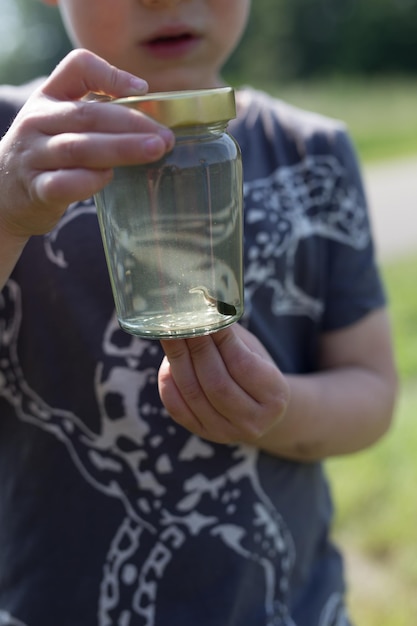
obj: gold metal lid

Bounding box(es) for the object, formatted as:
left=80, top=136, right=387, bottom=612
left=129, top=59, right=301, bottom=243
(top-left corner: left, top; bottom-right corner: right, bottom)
left=112, top=87, right=236, bottom=128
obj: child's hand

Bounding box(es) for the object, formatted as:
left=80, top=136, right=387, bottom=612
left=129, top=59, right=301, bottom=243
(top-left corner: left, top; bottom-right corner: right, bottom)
left=158, top=324, right=290, bottom=445
left=0, top=49, right=174, bottom=240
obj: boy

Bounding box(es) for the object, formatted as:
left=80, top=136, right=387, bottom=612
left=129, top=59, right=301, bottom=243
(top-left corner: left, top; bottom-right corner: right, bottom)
left=0, top=1, right=397, bottom=625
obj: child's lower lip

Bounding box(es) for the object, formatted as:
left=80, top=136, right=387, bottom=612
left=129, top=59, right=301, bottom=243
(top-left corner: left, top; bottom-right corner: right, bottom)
left=143, top=35, right=200, bottom=59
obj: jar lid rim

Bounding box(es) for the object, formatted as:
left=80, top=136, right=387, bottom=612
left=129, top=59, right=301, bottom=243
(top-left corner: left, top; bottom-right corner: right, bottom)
left=110, top=87, right=236, bottom=128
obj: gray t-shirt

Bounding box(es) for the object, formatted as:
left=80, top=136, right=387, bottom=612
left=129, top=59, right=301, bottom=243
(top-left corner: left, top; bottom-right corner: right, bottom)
left=0, top=84, right=384, bottom=626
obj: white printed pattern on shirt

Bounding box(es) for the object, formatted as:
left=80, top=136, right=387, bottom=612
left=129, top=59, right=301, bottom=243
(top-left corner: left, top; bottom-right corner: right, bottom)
left=0, top=155, right=366, bottom=626
left=0, top=611, right=27, bottom=626
left=242, top=155, right=369, bottom=321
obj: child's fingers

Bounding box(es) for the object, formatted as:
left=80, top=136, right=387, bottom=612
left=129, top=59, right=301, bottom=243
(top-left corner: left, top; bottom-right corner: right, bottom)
left=40, top=48, right=149, bottom=101
left=211, top=328, right=289, bottom=412
left=160, top=335, right=272, bottom=444
left=31, top=99, right=173, bottom=142
left=182, top=334, right=278, bottom=439
left=32, top=168, right=115, bottom=208
left=158, top=345, right=245, bottom=444
left=159, top=338, right=230, bottom=425
left=30, top=132, right=170, bottom=173
left=160, top=327, right=290, bottom=444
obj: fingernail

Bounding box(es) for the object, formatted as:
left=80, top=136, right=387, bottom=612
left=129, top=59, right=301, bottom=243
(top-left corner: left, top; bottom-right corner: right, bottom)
left=129, top=76, right=149, bottom=94
left=143, top=136, right=165, bottom=156
left=159, top=128, right=175, bottom=150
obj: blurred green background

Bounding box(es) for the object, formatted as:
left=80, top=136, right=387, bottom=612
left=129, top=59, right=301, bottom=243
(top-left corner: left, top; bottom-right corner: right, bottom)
left=1, top=0, right=416, bottom=624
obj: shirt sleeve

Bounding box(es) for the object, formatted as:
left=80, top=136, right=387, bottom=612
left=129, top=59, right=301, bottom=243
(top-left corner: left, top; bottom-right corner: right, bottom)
left=320, top=129, right=386, bottom=331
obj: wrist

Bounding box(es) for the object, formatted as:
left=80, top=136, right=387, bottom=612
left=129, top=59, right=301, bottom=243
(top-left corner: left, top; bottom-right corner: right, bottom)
left=0, top=218, right=29, bottom=288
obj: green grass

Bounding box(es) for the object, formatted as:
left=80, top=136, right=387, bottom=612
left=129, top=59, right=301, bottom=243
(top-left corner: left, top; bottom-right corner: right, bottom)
left=383, top=255, right=417, bottom=380
left=266, top=76, right=417, bottom=163
left=326, top=252, right=417, bottom=626
left=328, top=383, right=417, bottom=625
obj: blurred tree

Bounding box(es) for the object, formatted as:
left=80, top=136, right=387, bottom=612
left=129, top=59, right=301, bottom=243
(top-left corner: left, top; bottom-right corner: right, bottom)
left=225, top=0, right=417, bottom=84
left=285, top=0, right=417, bottom=77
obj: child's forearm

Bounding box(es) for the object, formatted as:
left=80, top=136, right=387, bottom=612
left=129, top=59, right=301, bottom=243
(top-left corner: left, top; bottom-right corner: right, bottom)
left=256, top=364, right=398, bottom=461
left=0, top=224, right=28, bottom=289
left=256, top=308, right=398, bottom=461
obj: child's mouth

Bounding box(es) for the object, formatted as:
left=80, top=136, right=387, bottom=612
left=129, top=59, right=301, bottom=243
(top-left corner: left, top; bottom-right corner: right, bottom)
left=151, top=33, right=193, bottom=46
left=144, top=32, right=199, bottom=58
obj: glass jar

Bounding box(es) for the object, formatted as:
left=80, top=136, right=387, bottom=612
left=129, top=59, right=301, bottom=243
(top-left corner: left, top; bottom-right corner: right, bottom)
left=94, top=87, right=243, bottom=339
